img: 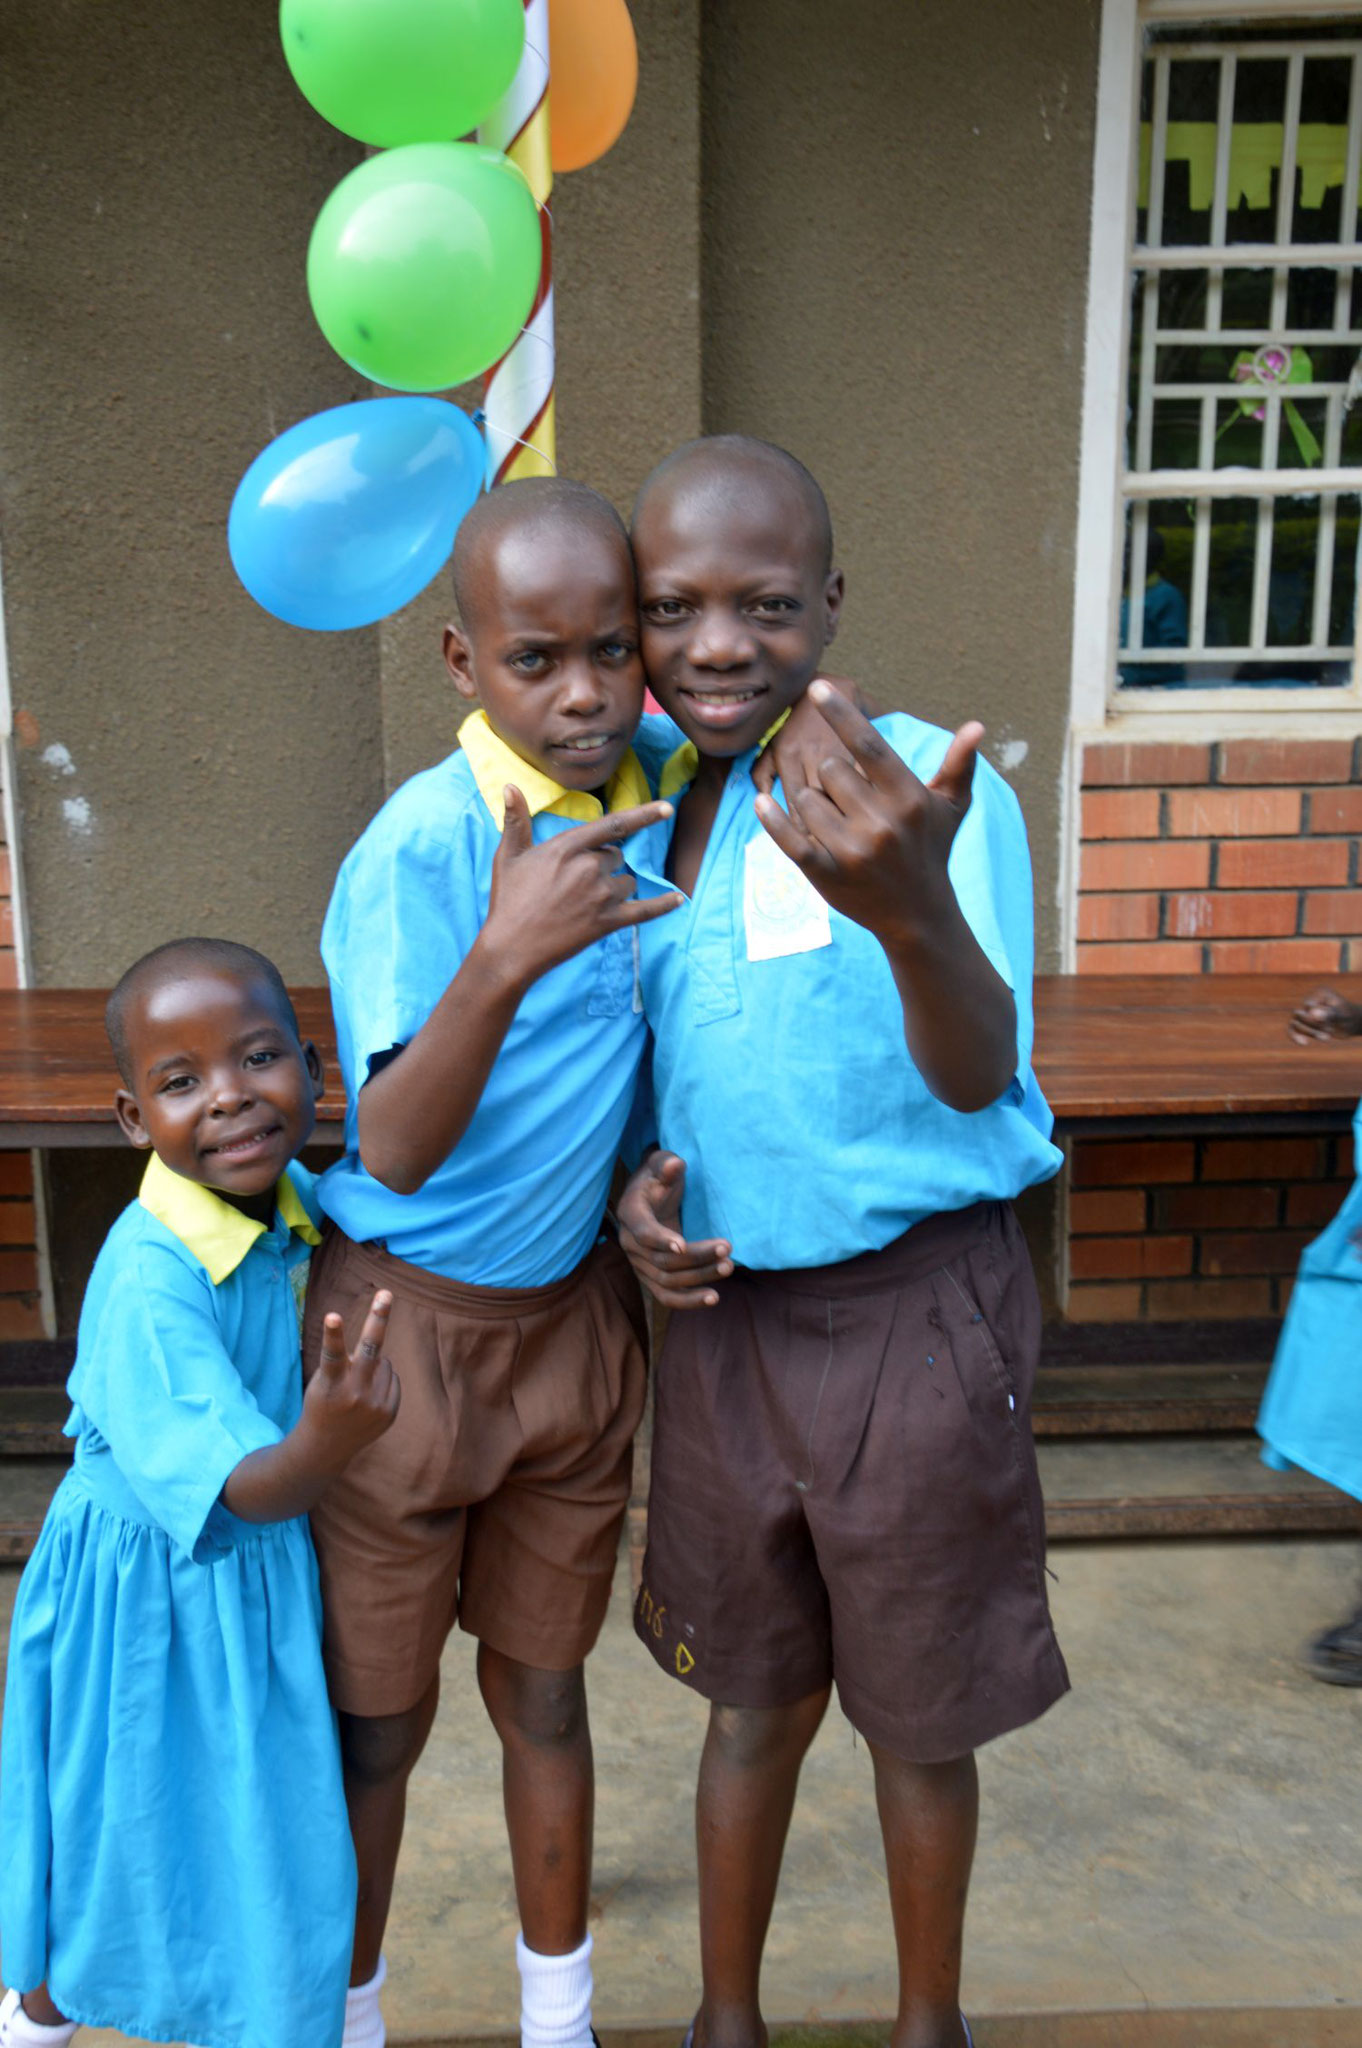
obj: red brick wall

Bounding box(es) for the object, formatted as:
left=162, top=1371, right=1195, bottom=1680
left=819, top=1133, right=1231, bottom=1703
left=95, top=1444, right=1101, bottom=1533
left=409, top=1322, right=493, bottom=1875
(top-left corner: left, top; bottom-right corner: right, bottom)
left=1070, top=735, right=1362, bottom=1321
left=1067, top=1129, right=1353, bottom=1323
left=1078, top=736, right=1361, bottom=974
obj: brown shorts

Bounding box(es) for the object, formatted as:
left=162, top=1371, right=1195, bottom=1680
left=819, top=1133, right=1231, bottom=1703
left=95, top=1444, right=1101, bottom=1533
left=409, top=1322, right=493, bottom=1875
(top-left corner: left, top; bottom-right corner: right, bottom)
left=635, top=1200, right=1069, bottom=1762
left=304, top=1224, right=648, bottom=1717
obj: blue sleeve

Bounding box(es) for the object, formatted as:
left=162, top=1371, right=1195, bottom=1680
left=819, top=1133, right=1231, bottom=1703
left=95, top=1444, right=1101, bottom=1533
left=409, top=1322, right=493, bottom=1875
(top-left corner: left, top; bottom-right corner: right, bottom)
left=70, top=1238, right=282, bottom=1563
left=322, top=816, right=475, bottom=1098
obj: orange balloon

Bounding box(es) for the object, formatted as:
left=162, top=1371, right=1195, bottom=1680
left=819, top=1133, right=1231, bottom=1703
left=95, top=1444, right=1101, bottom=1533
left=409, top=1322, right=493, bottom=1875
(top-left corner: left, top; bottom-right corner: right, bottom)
left=548, top=0, right=638, bottom=172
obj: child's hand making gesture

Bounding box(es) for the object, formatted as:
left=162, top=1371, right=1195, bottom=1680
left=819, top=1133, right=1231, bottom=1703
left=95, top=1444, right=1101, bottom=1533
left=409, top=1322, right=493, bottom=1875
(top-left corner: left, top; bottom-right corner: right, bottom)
left=483, top=788, right=682, bottom=988
left=753, top=682, right=1017, bottom=1113
left=357, top=797, right=681, bottom=1195
left=223, top=1289, right=400, bottom=1521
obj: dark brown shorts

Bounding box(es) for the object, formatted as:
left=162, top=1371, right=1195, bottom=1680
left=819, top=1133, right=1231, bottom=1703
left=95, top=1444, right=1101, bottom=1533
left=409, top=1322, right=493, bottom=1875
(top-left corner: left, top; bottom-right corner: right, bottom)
left=304, top=1225, right=648, bottom=1717
left=635, top=1200, right=1069, bottom=1761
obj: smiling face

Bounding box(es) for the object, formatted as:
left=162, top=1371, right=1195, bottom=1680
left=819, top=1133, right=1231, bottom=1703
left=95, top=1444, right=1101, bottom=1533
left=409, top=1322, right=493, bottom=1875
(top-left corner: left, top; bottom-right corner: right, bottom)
left=444, top=516, right=645, bottom=793
left=632, top=455, right=843, bottom=762
left=113, top=968, right=323, bottom=1219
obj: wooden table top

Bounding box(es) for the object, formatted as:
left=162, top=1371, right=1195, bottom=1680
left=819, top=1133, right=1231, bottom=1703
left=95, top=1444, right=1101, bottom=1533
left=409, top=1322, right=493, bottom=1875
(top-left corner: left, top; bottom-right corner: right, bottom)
left=0, top=975, right=1359, bottom=1144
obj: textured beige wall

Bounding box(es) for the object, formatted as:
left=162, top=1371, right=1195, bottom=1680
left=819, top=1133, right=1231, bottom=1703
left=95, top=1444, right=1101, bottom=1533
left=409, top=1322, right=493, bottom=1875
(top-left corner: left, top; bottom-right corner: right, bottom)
left=0, top=1, right=381, bottom=987
left=377, top=0, right=705, bottom=792
left=700, top=0, right=1098, bottom=967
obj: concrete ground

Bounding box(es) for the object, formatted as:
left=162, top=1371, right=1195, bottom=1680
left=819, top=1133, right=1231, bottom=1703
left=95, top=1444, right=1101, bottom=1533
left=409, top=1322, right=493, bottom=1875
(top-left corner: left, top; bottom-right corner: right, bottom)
left=3, top=1537, right=1362, bottom=2044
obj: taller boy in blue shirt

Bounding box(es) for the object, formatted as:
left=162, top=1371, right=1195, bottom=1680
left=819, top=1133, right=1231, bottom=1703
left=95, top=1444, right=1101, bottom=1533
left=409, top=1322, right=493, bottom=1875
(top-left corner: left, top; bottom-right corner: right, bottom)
left=617, top=438, right=1068, bottom=2048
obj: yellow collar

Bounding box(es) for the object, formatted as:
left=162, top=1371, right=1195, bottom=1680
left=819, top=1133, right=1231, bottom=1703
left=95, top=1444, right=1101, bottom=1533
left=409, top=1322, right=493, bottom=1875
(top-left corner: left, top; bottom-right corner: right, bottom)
left=458, top=708, right=651, bottom=828
left=659, top=708, right=793, bottom=800
left=138, top=1154, right=321, bottom=1286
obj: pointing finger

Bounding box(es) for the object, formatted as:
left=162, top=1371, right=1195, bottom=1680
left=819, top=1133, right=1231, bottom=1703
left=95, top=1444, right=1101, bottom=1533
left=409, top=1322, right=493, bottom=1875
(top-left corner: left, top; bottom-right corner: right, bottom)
left=567, top=800, right=675, bottom=850
left=612, top=890, right=685, bottom=929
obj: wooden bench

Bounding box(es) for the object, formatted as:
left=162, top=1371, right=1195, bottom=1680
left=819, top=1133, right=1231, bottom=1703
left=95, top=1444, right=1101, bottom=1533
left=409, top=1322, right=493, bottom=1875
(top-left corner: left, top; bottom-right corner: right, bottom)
left=0, top=973, right=1358, bottom=1142
left=2, top=974, right=1361, bottom=1558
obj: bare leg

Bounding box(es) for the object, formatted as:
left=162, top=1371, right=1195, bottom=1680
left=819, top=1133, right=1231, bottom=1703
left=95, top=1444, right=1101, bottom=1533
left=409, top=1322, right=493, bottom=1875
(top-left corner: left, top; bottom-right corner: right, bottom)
left=691, top=1689, right=832, bottom=2048
left=477, top=1644, right=594, bottom=1952
left=870, top=1744, right=977, bottom=2048
left=340, top=1676, right=442, bottom=1985
left=19, top=1990, right=67, bottom=2027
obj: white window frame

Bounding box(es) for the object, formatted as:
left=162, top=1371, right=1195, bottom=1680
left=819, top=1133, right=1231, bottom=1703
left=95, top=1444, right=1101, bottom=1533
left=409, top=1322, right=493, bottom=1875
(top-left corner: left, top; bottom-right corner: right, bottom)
left=1069, top=0, right=1362, bottom=728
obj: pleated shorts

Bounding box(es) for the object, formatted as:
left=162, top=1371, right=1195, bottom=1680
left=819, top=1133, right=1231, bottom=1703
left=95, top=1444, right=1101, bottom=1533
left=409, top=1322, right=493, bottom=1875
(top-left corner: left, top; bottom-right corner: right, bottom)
left=634, top=1200, right=1069, bottom=1761
left=305, top=1225, right=648, bottom=1716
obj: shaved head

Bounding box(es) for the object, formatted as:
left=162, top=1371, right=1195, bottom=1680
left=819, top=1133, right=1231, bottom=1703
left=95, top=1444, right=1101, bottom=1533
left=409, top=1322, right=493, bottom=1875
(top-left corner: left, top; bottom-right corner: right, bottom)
left=633, top=436, right=833, bottom=575
left=106, top=938, right=297, bottom=1085
left=452, top=477, right=632, bottom=633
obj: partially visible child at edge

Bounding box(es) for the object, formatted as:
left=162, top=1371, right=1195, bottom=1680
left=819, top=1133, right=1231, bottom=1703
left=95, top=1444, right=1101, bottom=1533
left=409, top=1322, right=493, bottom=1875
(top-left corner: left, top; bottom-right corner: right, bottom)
left=614, top=437, right=1068, bottom=2048
left=0, top=939, right=398, bottom=2048
left=1259, top=983, right=1362, bottom=1683
left=304, top=477, right=853, bottom=2048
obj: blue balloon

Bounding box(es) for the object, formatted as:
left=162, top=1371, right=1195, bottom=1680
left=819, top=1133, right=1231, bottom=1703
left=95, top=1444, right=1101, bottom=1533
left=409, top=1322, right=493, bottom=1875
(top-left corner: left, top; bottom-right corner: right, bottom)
left=228, top=396, right=484, bottom=630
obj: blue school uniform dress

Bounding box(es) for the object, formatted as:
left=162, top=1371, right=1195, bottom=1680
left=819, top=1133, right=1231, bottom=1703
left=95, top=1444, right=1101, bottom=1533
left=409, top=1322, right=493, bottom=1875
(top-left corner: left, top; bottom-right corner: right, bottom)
left=625, top=712, right=1062, bottom=1263
left=1258, top=1097, right=1362, bottom=1500
left=317, top=709, right=664, bottom=1282
left=0, top=1159, right=355, bottom=2048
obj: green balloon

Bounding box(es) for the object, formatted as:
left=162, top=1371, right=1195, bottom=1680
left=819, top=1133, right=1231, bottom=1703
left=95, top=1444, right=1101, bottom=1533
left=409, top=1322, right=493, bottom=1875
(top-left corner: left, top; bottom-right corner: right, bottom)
left=308, top=144, right=543, bottom=393
left=280, top=0, right=525, bottom=146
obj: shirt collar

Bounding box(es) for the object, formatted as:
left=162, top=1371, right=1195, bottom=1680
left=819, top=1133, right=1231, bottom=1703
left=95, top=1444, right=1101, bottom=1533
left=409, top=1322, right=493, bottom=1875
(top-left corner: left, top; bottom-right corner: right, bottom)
left=458, top=708, right=651, bottom=828
left=659, top=708, right=793, bottom=801
left=138, top=1154, right=321, bottom=1286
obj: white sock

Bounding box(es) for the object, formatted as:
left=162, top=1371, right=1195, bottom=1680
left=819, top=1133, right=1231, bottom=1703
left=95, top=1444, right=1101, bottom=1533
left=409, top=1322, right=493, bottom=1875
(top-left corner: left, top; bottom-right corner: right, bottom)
left=342, top=1956, right=387, bottom=2048
left=516, top=1931, right=594, bottom=2048
left=0, top=1991, right=78, bottom=2048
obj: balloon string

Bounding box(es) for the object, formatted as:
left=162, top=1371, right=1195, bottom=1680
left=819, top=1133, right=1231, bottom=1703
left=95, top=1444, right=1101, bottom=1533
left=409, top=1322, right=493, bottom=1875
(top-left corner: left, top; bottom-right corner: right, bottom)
left=471, top=410, right=557, bottom=477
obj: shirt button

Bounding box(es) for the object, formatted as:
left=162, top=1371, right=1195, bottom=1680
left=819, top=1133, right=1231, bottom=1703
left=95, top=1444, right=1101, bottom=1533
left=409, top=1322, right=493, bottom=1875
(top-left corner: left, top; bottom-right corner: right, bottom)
left=794, top=1479, right=807, bottom=1493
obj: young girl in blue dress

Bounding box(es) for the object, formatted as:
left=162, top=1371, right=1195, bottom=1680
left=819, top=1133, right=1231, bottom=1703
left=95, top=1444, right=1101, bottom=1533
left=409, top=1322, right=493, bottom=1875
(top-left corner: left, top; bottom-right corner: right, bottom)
left=1258, top=982, right=1362, bottom=1684
left=0, top=938, right=398, bottom=2048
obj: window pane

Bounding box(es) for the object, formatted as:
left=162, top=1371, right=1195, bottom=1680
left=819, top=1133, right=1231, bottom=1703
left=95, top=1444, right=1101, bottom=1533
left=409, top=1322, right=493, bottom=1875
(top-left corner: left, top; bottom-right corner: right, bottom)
left=1120, top=20, right=1362, bottom=694
left=1226, top=59, right=1288, bottom=247
left=1158, top=268, right=1212, bottom=329
left=1161, top=58, right=1222, bottom=245
left=1222, top=267, right=1273, bottom=330
left=1118, top=501, right=1192, bottom=687
left=1266, top=501, right=1320, bottom=644
left=1293, top=55, right=1355, bottom=244
left=1152, top=397, right=1205, bottom=469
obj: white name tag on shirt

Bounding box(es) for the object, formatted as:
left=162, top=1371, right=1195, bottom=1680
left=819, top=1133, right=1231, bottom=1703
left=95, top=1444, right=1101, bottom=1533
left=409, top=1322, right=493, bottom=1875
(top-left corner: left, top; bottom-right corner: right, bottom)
left=743, top=831, right=833, bottom=962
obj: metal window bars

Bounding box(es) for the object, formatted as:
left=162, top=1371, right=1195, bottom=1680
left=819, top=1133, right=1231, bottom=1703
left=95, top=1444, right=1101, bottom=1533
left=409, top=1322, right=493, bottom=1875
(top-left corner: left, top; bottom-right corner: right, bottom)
left=1122, top=24, right=1362, bottom=691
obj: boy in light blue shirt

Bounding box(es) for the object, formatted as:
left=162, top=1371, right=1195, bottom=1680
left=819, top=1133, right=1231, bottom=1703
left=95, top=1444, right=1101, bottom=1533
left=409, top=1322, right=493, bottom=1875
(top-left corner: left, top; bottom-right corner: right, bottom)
left=616, top=438, right=1068, bottom=2048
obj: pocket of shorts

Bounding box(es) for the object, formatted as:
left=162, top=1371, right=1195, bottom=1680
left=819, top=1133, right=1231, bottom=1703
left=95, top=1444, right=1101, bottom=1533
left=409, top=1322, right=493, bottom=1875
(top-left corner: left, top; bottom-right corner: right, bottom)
left=939, top=1255, right=1017, bottom=1416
